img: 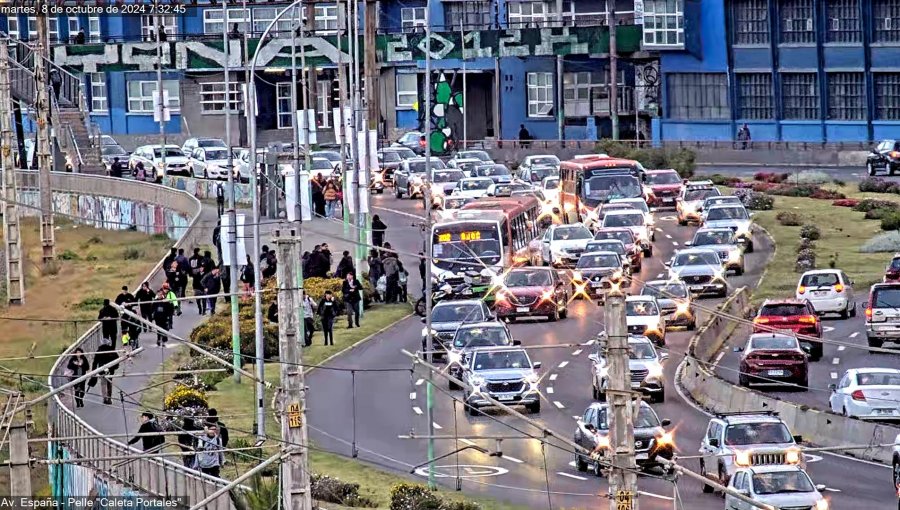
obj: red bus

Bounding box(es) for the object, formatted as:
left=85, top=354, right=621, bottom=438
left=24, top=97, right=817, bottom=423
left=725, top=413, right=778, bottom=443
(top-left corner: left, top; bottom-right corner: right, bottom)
left=558, top=155, right=646, bottom=228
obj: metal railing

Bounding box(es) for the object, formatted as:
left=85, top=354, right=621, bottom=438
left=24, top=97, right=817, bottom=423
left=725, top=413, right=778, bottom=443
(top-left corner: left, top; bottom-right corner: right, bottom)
left=437, top=138, right=875, bottom=152
left=65, top=124, right=84, bottom=172
left=2, top=36, right=83, bottom=109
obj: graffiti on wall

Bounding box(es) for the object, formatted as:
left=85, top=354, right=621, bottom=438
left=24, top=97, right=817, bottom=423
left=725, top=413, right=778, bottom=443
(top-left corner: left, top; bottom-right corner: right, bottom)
left=165, top=176, right=253, bottom=205
left=50, top=442, right=145, bottom=507
left=423, top=73, right=465, bottom=155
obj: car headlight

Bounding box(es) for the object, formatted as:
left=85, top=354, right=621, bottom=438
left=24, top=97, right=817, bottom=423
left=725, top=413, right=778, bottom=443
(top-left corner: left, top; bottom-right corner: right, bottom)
left=656, top=431, right=674, bottom=446
left=727, top=249, right=741, bottom=263
left=156, top=162, right=165, bottom=170
left=526, top=373, right=539, bottom=384
left=470, top=375, right=485, bottom=388
left=646, top=364, right=663, bottom=379
left=541, top=289, right=554, bottom=301
left=572, top=270, right=583, bottom=281
left=785, top=449, right=801, bottom=465
left=675, top=300, right=692, bottom=317
left=421, top=328, right=438, bottom=337
left=815, top=500, right=828, bottom=510
left=447, top=350, right=462, bottom=366
left=734, top=450, right=751, bottom=467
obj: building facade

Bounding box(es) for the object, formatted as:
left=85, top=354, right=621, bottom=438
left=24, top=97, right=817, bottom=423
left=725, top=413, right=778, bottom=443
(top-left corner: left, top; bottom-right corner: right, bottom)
left=654, top=0, right=900, bottom=143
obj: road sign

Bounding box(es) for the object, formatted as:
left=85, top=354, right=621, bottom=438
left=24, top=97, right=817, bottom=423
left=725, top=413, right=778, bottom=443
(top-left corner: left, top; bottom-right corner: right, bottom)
left=615, top=490, right=634, bottom=510
left=287, top=402, right=302, bottom=428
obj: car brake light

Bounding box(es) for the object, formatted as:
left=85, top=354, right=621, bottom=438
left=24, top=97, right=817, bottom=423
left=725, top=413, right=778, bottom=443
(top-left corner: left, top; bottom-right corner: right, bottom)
left=891, top=151, right=900, bottom=159
left=851, top=389, right=866, bottom=402
left=798, top=315, right=817, bottom=324
left=797, top=286, right=806, bottom=294
left=834, top=284, right=844, bottom=293
left=865, top=307, right=873, bottom=319
left=753, top=317, right=769, bottom=324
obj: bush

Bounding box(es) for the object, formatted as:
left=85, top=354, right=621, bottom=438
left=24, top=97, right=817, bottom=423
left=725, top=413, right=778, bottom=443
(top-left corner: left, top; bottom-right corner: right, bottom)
left=311, top=475, right=377, bottom=508
left=859, top=178, right=900, bottom=194
left=40, top=260, right=61, bottom=276
left=800, top=224, right=821, bottom=240
left=753, top=172, right=788, bottom=183
left=775, top=211, right=802, bottom=226
left=389, top=483, right=443, bottom=510
left=788, top=170, right=831, bottom=185
left=832, top=198, right=859, bottom=208
left=593, top=140, right=696, bottom=178
left=707, top=174, right=742, bottom=187
left=163, top=385, right=208, bottom=414
left=882, top=212, right=900, bottom=231
left=796, top=248, right=816, bottom=273
left=175, top=350, right=233, bottom=389
left=853, top=199, right=899, bottom=213
left=122, top=247, right=143, bottom=260
left=865, top=208, right=895, bottom=220
left=796, top=237, right=816, bottom=253
left=860, top=231, right=900, bottom=253
left=58, top=249, right=80, bottom=260
left=742, top=191, right=774, bottom=211
left=86, top=235, right=103, bottom=245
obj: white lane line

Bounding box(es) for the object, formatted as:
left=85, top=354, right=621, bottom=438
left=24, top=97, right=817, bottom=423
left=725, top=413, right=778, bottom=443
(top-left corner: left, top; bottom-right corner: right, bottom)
left=849, top=332, right=859, bottom=339
left=554, top=401, right=565, bottom=409
left=416, top=378, right=425, bottom=386
left=557, top=472, right=588, bottom=481
left=831, top=372, right=838, bottom=379
left=656, top=273, right=664, bottom=278
left=412, top=406, right=423, bottom=415
left=655, top=227, right=664, bottom=232
left=549, top=374, right=558, bottom=381
left=572, top=416, right=580, bottom=420
left=502, top=455, right=525, bottom=464
left=547, top=387, right=555, bottom=394
left=823, top=326, right=835, bottom=333
left=837, top=346, right=846, bottom=351
left=665, top=234, right=673, bottom=239
left=713, top=352, right=726, bottom=367
left=433, top=422, right=443, bottom=430
left=558, top=361, right=569, bottom=369
left=832, top=357, right=840, bottom=365
left=373, top=205, right=426, bottom=221
left=572, top=349, right=583, bottom=356
left=410, top=392, right=417, bottom=400
left=582, top=339, right=596, bottom=346
left=460, top=438, right=476, bottom=446
left=824, top=487, right=842, bottom=493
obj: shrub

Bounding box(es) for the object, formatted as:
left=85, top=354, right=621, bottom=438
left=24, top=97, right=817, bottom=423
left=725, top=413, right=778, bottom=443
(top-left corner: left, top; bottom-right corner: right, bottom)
left=753, top=172, right=788, bottom=183
left=122, top=247, right=143, bottom=260
left=860, top=231, right=900, bottom=253
left=853, top=199, right=900, bottom=213
left=796, top=248, right=816, bottom=273
left=86, top=235, right=103, bottom=245
left=800, top=224, right=821, bottom=240
left=788, top=170, right=831, bottom=185
left=311, top=475, right=377, bottom=508
left=859, top=177, right=900, bottom=194
left=389, top=483, right=442, bottom=510
left=58, top=249, right=80, bottom=260
left=163, top=385, right=208, bottom=414
left=832, top=199, right=859, bottom=208
left=865, top=208, right=895, bottom=220
left=593, top=140, right=696, bottom=178
left=743, top=192, right=774, bottom=211
left=882, top=211, right=900, bottom=231
left=707, top=174, right=742, bottom=187
left=175, top=350, right=233, bottom=389
left=40, top=260, right=61, bottom=276
left=796, top=237, right=816, bottom=253
left=775, top=211, right=802, bottom=226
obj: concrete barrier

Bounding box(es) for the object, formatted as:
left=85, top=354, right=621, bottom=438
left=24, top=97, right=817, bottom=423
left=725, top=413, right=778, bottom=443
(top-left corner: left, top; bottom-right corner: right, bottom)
left=680, top=286, right=900, bottom=464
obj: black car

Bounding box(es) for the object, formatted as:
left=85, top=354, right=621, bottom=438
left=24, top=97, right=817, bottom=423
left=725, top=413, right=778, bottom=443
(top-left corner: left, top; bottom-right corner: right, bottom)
left=421, top=299, right=494, bottom=359
left=867, top=140, right=900, bottom=176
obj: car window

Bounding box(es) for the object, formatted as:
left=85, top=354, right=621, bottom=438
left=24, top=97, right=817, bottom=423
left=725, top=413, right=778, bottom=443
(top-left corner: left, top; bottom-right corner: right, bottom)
left=603, top=213, right=643, bottom=228
left=505, top=270, right=552, bottom=287
left=586, top=242, right=625, bottom=255
left=672, top=251, right=720, bottom=266
left=800, top=273, right=839, bottom=287
left=626, top=300, right=659, bottom=316
left=595, top=230, right=634, bottom=245
left=553, top=226, right=592, bottom=241
left=432, top=304, right=483, bottom=323
left=461, top=179, right=491, bottom=191
left=646, top=172, right=680, bottom=185
left=724, top=423, right=792, bottom=445
left=684, top=188, right=719, bottom=201
left=576, top=253, right=620, bottom=268
left=750, top=335, right=799, bottom=350
left=694, top=230, right=734, bottom=245
left=595, top=406, right=659, bottom=430
left=751, top=471, right=814, bottom=495
left=706, top=207, right=749, bottom=221
left=453, top=328, right=511, bottom=349
left=759, top=304, right=808, bottom=316
left=838, top=374, right=850, bottom=389
left=629, top=343, right=657, bottom=360
left=874, top=287, right=900, bottom=308
left=471, top=350, right=529, bottom=370
left=854, top=371, right=900, bottom=386
left=642, top=283, right=688, bottom=299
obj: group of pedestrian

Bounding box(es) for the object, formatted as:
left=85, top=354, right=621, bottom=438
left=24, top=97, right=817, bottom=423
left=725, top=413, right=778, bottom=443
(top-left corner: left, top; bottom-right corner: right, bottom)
left=310, top=173, right=343, bottom=219
left=367, top=243, right=408, bottom=303
left=126, top=408, right=230, bottom=478
left=302, top=243, right=333, bottom=279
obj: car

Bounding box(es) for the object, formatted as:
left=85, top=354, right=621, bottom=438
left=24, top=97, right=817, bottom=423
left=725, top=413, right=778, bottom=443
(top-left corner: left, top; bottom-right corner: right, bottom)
left=608, top=197, right=655, bottom=232
left=429, top=169, right=467, bottom=207
left=189, top=146, right=232, bottom=180
left=625, top=295, right=666, bottom=346
left=446, top=157, right=484, bottom=176
left=494, top=267, right=569, bottom=322
left=91, top=134, right=120, bottom=147
left=447, top=322, right=518, bottom=384
left=455, top=150, right=492, bottom=163
left=437, top=197, right=475, bottom=218
left=452, top=177, right=494, bottom=199
left=752, top=299, right=822, bottom=360
left=584, top=240, right=633, bottom=277
left=701, top=204, right=754, bottom=252
left=866, top=282, right=900, bottom=352
left=884, top=253, right=900, bottom=283
left=472, top=163, right=513, bottom=184
left=796, top=269, right=855, bottom=318
left=572, top=251, right=627, bottom=301
left=486, top=181, right=531, bottom=197
left=376, top=149, right=403, bottom=185
left=867, top=139, right=900, bottom=176
left=462, top=347, right=541, bottom=414
left=541, top=176, right=560, bottom=205
left=128, top=144, right=191, bottom=181
left=421, top=300, right=494, bottom=360
left=393, top=131, right=425, bottom=154
left=701, top=194, right=743, bottom=215
left=534, top=223, right=594, bottom=267
left=644, top=169, right=683, bottom=207
left=311, top=150, right=343, bottom=172
left=519, top=154, right=560, bottom=174
left=687, top=227, right=745, bottom=275
left=640, top=280, right=696, bottom=330
left=100, top=144, right=128, bottom=174
left=589, top=335, right=668, bottom=402
left=510, top=188, right=546, bottom=203
left=893, top=432, right=900, bottom=490
left=601, top=209, right=653, bottom=257
left=829, top=368, right=900, bottom=420
left=677, top=181, right=720, bottom=226
left=394, top=158, right=446, bottom=199
left=518, top=164, right=558, bottom=186
left=665, top=248, right=727, bottom=298
left=725, top=466, right=828, bottom=510
left=303, top=157, right=339, bottom=178
left=383, top=146, right=416, bottom=161
left=181, top=137, right=226, bottom=157
left=593, top=229, right=642, bottom=271
left=574, top=401, right=673, bottom=476
left=699, top=411, right=805, bottom=491
left=736, top=333, right=809, bottom=388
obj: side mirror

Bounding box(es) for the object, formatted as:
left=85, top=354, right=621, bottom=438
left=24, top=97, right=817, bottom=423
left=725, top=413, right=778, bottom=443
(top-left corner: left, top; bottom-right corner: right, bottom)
left=543, top=240, right=551, bottom=245
left=733, top=346, right=743, bottom=352
left=738, top=489, right=751, bottom=497
left=684, top=241, right=693, bottom=247
left=659, top=353, right=669, bottom=362
left=513, top=339, right=522, bottom=346
left=828, top=383, right=836, bottom=391
left=793, top=435, right=803, bottom=444
left=585, top=423, right=596, bottom=432
left=588, top=353, right=600, bottom=363
left=533, top=361, right=542, bottom=370
left=749, top=212, right=755, bottom=218
left=708, top=438, right=720, bottom=448
left=421, top=317, right=427, bottom=324
left=815, top=484, right=826, bottom=492
left=661, top=418, right=671, bottom=427
left=663, top=261, right=671, bottom=267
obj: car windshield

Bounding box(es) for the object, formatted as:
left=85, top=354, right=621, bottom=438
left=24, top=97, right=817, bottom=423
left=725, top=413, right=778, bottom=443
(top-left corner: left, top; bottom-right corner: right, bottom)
left=759, top=304, right=807, bottom=316
left=724, top=423, right=793, bottom=446
left=379, top=151, right=401, bottom=163
left=471, top=350, right=529, bottom=370
left=101, top=145, right=126, bottom=156
left=873, top=288, right=900, bottom=308
left=205, top=149, right=229, bottom=161
left=529, top=156, right=559, bottom=166
left=315, top=152, right=341, bottom=162
left=462, top=151, right=491, bottom=162
left=198, top=139, right=225, bottom=148
left=694, top=231, right=735, bottom=245
left=101, top=135, right=116, bottom=145
left=856, top=372, right=900, bottom=386
left=434, top=171, right=465, bottom=183
left=543, top=177, right=560, bottom=189
left=528, top=167, right=557, bottom=182
left=891, top=258, right=900, bottom=270
left=505, top=270, right=552, bottom=287
left=613, top=200, right=649, bottom=213
left=595, top=230, right=634, bottom=245
left=461, top=179, right=492, bottom=191
left=491, top=185, right=513, bottom=196
left=586, top=242, right=625, bottom=255
left=800, top=273, right=840, bottom=287
left=629, top=343, right=657, bottom=360
left=394, top=148, right=416, bottom=159
left=684, top=188, right=719, bottom=201
left=444, top=198, right=472, bottom=209
left=750, top=336, right=798, bottom=350
left=476, top=165, right=510, bottom=177
left=672, top=252, right=720, bottom=267
left=597, top=406, right=660, bottom=430
left=707, top=207, right=749, bottom=221
left=583, top=175, right=642, bottom=203
left=553, top=226, right=592, bottom=241
left=154, top=148, right=184, bottom=158
left=647, top=172, right=681, bottom=185
left=752, top=471, right=814, bottom=495
left=453, top=328, right=511, bottom=349
left=604, top=213, right=644, bottom=228
left=627, top=300, right=659, bottom=316
left=409, top=160, right=446, bottom=173
left=707, top=197, right=741, bottom=207
left=311, top=159, right=331, bottom=170
left=577, top=253, right=620, bottom=268
left=643, top=284, right=688, bottom=299
left=432, top=304, right=483, bottom=323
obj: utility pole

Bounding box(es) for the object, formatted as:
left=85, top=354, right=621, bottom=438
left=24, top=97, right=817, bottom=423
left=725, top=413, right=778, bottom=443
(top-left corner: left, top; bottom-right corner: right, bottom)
left=0, top=41, right=24, bottom=305
left=337, top=0, right=350, bottom=219
left=423, top=0, right=436, bottom=490
left=155, top=12, right=167, bottom=176
left=604, top=289, right=638, bottom=510
left=362, top=0, right=378, bottom=263
left=274, top=228, right=313, bottom=510
left=343, top=0, right=356, bottom=239
left=556, top=0, right=564, bottom=141
left=9, top=424, right=31, bottom=496
left=608, top=6, right=619, bottom=140
left=35, top=13, right=55, bottom=265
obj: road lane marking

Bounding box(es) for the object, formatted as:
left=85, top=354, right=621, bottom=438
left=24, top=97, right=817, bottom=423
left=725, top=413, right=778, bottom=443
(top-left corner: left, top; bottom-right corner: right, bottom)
left=558, top=361, right=569, bottom=369
left=549, top=374, right=558, bottom=381
left=837, top=346, right=846, bottom=351
left=832, top=358, right=840, bottom=365
left=502, top=455, right=524, bottom=464
left=824, top=487, right=842, bottom=493
left=823, top=326, right=835, bottom=333
left=672, top=241, right=679, bottom=246
left=414, top=465, right=508, bottom=479
left=665, top=234, right=672, bottom=239
left=557, top=472, right=588, bottom=481
left=554, top=401, right=565, bottom=409
left=656, top=273, right=664, bottom=278
left=416, top=378, right=425, bottom=386
left=413, top=406, right=423, bottom=415
left=831, top=372, right=838, bottom=379
left=409, top=392, right=417, bottom=400
left=572, top=416, right=580, bottom=420
left=572, top=349, right=583, bottom=356
left=433, top=422, right=442, bottom=430
left=460, top=438, right=476, bottom=446
left=547, top=387, right=554, bottom=394
left=582, top=339, right=596, bottom=346
left=713, top=352, right=725, bottom=367
left=849, top=332, right=859, bottom=338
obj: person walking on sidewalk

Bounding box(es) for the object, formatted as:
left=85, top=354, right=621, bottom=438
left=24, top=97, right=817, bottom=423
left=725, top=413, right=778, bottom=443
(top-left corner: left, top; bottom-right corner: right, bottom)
left=367, top=249, right=384, bottom=302
left=194, top=423, right=225, bottom=477
left=66, top=348, right=89, bottom=409
left=302, top=291, right=316, bottom=346
left=166, top=261, right=187, bottom=301
left=398, top=261, right=409, bottom=303
left=334, top=250, right=355, bottom=279
left=128, top=412, right=165, bottom=452
left=212, top=220, right=222, bottom=264
left=89, top=341, right=118, bottom=405
left=153, top=288, right=175, bottom=347
left=323, top=179, right=340, bottom=218
left=240, top=255, right=255, bottom=298
left=342, top=272, right=363, bottom=328
left=202, top=268, right=222, bottom=315
left=178, top=417, right=200, bottom=468
left=737, top=123, right=751, bottom=150
left=317, top=290, right=339, bottom=346
left=371, top=214, right=387, bottom=247
left=164, top=282, right=181, bottom=317
left=382, top=250, right=400, bottom=303
left=418, top=251, right=427, bottom=292
left=115, top=285, right=139, bottom=341
left=98, top=299, right=119, bottom=344
left=135, top=282, right=155, bottom=330
left=216, top=183, right=225, bottom=217
left=189, top=248, right=206, bottom=314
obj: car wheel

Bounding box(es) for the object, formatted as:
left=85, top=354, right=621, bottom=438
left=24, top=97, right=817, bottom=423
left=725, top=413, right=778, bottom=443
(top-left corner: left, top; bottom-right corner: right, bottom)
left=739, top=373, right=749, bottom=387
left=407, top=185, right=413, bottom=199
left=377, top=189, right=384, bottom=194
left=868, top=336, right=884, bottom=354
left=575, top=453, right=588, bottom=472
left=700, top=461, right=714, bottom=493
left=559, top=300, right=569, bottom=319
left=548, top=306, right=559, bottom=322
left=734, top=265, right=744, bottom=276
left=526, top=401, right=540, bottom=414
left=850, top=304, right=857, bottom=317
left=868, top=162, right=876, bottom=176
left=678, top=217, right=687, bottom=226
left=394, top=185, right=402, bottom=198
left=746, top=241, right=755, bottom=253
left=449, top=379, right=461, bottom=391
left=840, top=306, right=849, bottom=320
left=687, top=320, right=697, bottom=331
left=893, top=457, right=900, bottom=489
left=644, top=246, right=653, bottom=258
left=592, top=458, right=603, bottom=477
left=891, top=164, right=897, bottom=176
left=203, top=168, right=208, bottom=180
left=465, top=402, right=478, bottom=416
left=653, top=387, right=665, bottom=403
left=798, top=374, right=809, bottom=390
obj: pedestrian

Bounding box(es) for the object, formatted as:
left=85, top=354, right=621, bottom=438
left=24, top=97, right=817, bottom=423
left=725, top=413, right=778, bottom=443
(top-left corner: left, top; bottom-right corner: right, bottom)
left=382, top=250, right=400, bottom=303
left=371, top=214, right=387, bottom=247
left=98, top=299, right=119, bottom=344
left=206, top=408, right=229, bottom=447
left=301, top=291, right=316, bottom=346
left=311, top=174, right=326, bottom=218
left=163, top=247, right=178, bottom=271
left=229, top=23, right=242, bottom=40
left=189, top=248, right=206, bottom=314
left=342, top=272, right=363, bottom=328
left=135, top=281, right=155, bottom=330
left=166, top=261, right=187, bottom=301
left=737, top=123, right=751, bottom=150
left=216, top=183, right=225, bottom=217
left=74, top=28, right=86, bottom=44
left=121, top=328, right=133, bottom=363
left=267, top=301, right=278, bottom=323
left=302, top=251, right=312, bottom=278
left=115, top=285, right=138, bottom=340
left=202, top=267, right=222, bottom=315
left=49, top=68, right=61, bottom=102
left=240, top=255, right=255, bottom=297
left=66, top=348, right=89, bottom=409
left=321, top=243, right=333, bottom=270
left=317, top=290, right=338, bottom=345
left=164, top=280, right=181, bottom=317
left=109, top=157, right=123, bottom=178
left=128, top=412, right=165, bottom=452
left=194, top=423, right=224, bottom=477
left=260, top=245, right=277, bottom=280
left=157, top=24, right=168, bottom=42
left=367, top=249, right=384, bottom=302
left=418, top=251, right=427, bottom=292
left=153, top=288, right=174, bottom=346
left=323, top=179, right=340, bottom=218
left=212, top=220, right=222, bottom=263
left=176, top=249, right=190, bottom=277
left=334, top=250, right=354, bottom=279
left=202, top=250, right=216, bottom=274
left=518, top=124, right=531, bottom=148
left=89, top=341, right=118, bottom=405
left=398, top=261, right=409, bottom=303
left=178, top=417, right=200, bottom=468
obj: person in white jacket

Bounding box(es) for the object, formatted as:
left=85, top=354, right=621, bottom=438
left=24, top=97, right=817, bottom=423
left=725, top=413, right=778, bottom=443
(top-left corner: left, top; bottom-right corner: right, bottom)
left=193, top=423, right=225, bottom=478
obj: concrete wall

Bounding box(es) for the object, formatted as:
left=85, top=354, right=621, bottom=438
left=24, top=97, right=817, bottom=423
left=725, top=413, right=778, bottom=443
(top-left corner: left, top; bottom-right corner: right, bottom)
left=164, top=175, right=253, bottom=205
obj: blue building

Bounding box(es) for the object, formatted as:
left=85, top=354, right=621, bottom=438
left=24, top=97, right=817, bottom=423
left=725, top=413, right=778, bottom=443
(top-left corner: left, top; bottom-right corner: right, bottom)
left=654, top=0, right=900, bottom=143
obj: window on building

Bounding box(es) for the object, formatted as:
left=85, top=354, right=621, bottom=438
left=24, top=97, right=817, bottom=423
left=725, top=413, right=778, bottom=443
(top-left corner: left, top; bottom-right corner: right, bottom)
left=508, top=1, right=550, bottom=28
left=781, top=73, right=819, bottom=119
left=666, top=73, right=729, bottom=120
left=396, top=74, right=418, bottom=108
left=445, top=1, right=493, bottom=30
left=875, top=73, right=900, bottom=120
left=276, top=82, right=295, bottom=129
left=561, top=0, right=608, bottom=26
left=7, top=17, right=19, bottom=40
left=314, top=5, right=341, bottom=33
left=527, top=72, right=554, bottom=118
left=87, top=73, right=107, bottom=113
left=733, top=0, right=769, bottom=45
left=736, top=73, right=773, bottom=119
left=826, top=0, right=860, bottom=43
left=127, top=80, right=180, bottom=113
left=88, top=16, right=101, bottom=42
left=67, top=17, right=78, bottom=39
left=643, top=0, right=684, bottom=46
left=780, top=0, right=815, bottom=44
left=874, top=0, right=900, bottom=43
left=827, top=72, right=865, bottom=120
left=564, top=72, right=603, bottom=117
left=141, top=15, right=177, bottom=40
left=26, top=17, right=37, bottom=39
left=317, top=79, right=331, bottom=128
left=48, top=17, right=59, bottom=42
left=203, top=8, right=252, bottom=35
left=252, top=7, right=301, bottom=35
left=401, top=7, right=427, bottom=32
left=199, top=82, right=243, bottom=113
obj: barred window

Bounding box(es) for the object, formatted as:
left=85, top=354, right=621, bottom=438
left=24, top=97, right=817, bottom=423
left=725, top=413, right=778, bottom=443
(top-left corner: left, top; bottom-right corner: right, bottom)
left=734, top=0, right=769, bottom=45
left=875, top=73, right=900, bottom=120
left=781, top=73, right=819, bottom=119
left=666, top=73, right=730, bottom=120
left=827, top=73, right=865, bottom=120
left=737, top=74, right=773, bottom=120
left=445, top=1, right=492, bottom=30
left=826, top=0, right=860, bottom=43
left=873, top=0, right=900, bottom=43
left=527, top=72, right=554, bottom=118
left=644, top=0, right=684, bottom=47
left=199, top=82, right=243, bottom=114
left=780, top=0, right=815, bottom=44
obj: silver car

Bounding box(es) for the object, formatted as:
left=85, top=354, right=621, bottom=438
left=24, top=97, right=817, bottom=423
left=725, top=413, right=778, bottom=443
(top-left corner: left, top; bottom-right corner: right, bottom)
left=463, top=347, right=541, bottom=415
left=702, top=204, right=754, bottom=252
left=725, top=466, right=827, bottom=510
left=589, top=335, right=668, bottom=402
left=687, top=227, right=745, bottom=275
left=666, top=248, right=727, bottom=298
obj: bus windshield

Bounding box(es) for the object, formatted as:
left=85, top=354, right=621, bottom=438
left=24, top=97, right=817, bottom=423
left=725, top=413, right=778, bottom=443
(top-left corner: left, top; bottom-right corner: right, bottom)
left=582, top=173, right=642, bottom=206
left=433, top=223, right=502, bottom=271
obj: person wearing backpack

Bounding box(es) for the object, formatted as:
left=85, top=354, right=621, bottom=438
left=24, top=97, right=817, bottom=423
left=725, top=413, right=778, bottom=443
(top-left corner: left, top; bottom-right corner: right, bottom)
left=194, top=422, right=225, bottom=477
left=240, top=255, right=255, bottom=297
left=128, top=412, right=165, bottom=452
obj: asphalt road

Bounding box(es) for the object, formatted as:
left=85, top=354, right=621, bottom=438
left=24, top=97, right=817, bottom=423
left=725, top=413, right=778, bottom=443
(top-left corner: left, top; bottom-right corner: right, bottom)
left=305, top=192, right=896, bottom=509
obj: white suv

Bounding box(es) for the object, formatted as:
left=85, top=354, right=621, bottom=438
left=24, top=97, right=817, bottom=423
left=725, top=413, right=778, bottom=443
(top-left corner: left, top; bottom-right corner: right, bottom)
left=796, top=269, right=855, bottom=319
left=625, top=295, right=666, bottom=346
left=128, top=144, right=191, bottom=181
left=726, top=466, right=827, bottom=510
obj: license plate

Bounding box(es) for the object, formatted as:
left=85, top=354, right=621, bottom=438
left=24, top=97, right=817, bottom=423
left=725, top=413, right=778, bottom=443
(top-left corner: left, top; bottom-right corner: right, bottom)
left=875, top=408, right=893, bottom=415
left=890, top=317, right=900, bottom=323
left=591, top=281, right=603, bottom=288
left=690, top=285, right=705, bottom=291
left=462, top=289, right=473, bottom=295
left=517, top=307, right=529, bottom=313
left=636, top=453, right=648, bottom=460
left=813, top=291, right=828, bottom=297
left=768, top=370, right=785, bottom=377
left=662, top=198, right=674, bottom=204
left=497, top=395, right=514, bottom=401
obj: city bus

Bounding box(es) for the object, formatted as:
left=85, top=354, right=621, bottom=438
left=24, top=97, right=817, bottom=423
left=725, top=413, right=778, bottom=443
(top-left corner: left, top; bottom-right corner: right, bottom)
left=559, top=155, right=646, bottom=227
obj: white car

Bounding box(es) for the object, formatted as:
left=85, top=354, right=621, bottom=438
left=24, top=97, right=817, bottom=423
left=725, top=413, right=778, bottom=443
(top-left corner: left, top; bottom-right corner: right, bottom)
left=625, top=295, right=666, bottom=346
left=534, top=223, right=593, bottom=267
left=726, top=466, right=828, bottom=510
left=311, top=150, right=343, bottom=172
left=189, top=146, right=233, bottom=180
left=601, top=209, right=653, bottom=256
left=455, top=150, right=492, bottom=163
left=608, top=197, right=655, bottom=232
left=829, top=368, right=900, bottom=420
left=128, top=144, right=191, bottom=180
left=795, top=269, right=855, bottom=319
left=702, top=204, right=754, bottom=252
left=590, top=335, right=668, bottom=403
left=542, top=176, right=560, bottom=206
left=453, top=177, right=494, bottom=199
left=181, top=137, right=226, bottom=157
left=446, top=157, right=484, bottom=176
left=429, top=169, right=467, bottom=207
left=677, top=181, right=720, bottom=225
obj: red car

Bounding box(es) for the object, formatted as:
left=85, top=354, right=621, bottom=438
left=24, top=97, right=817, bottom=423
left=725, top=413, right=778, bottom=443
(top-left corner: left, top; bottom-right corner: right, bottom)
left=752, top=299, right=822, bottom=360
left=593, top=228, right=643, bottom=271
left=737, top=333, right=809, bottom=388
left=494, top=267, right=569, bottom=322
left=645, top=169, right=684, bottom=208
left=884, top=253, right=900, bottom=282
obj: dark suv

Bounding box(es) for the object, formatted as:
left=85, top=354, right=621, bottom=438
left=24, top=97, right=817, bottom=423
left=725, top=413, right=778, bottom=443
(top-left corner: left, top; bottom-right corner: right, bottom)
left=884, top=254, right=900, bottom=283
left=867, top=140, right=900, bottom=176
left=574, top=401, right=673, bottom=476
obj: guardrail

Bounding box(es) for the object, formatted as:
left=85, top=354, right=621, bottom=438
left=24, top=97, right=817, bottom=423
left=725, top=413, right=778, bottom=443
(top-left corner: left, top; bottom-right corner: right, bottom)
left=443, top=139, right=875, bottom=152
left=45, top=174, right=237, bottom=508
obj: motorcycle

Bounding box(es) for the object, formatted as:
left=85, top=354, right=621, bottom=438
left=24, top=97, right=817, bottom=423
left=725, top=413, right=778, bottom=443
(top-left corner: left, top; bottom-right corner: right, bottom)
left=415, top=281, right=474, bottom=316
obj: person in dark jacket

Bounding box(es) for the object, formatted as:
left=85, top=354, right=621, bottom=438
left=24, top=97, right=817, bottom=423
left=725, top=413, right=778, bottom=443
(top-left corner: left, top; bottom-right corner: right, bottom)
left=306, top=245, right=328, bottom=278
left=109, top=157, right=124, bottom=178
left=317, top=290, right=339, bottom=345
left=212, top=220, right=222, bottom=263
left=98, top=299, right=119, bottom=344
left=115, top=285, right=139, bottom=341
left=67, top=348, right=89, bottom=408
left=178, top=417, right=201, bottom=467
left=342, top=272, right=363, bottom=328
left=153, top=289, right=175, bottom=346
left=321, top=243, right=333, bottom=270
left=189, top=248, right=206, bottom=314
left=260, top=245, right=277, bottom=280
left=205, top=408, right=229, bottom=447
left=367, top=249, right=384, bottom=302
left=74, top=28, right=86, bottom=44
left=240, top=255, right=255, bottom=297
left=201, top=267, right=222, bottom=315
left=311, top=175, right=326, bottom=217
left=267, top=301, right=278, bottom=323
left=49, top=68, right=61, bottom=101
left=371, top=215, right=387, bottom=247
left=216, top=183, right=225, bottom=217
left=163, top=247, right=178, bottom=273
left=128, top=412, right=165, bottom=452
left=90, top=341, right=119, bottom=405
left=135, top=282, right=155, bottom=331
left=334, top=250, right=354, bottom=279
left=382, top=250, right=400, bottom=303
left=418, top=251, right=427, bottom=292
left=166, top=260, right=187, bottom=301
